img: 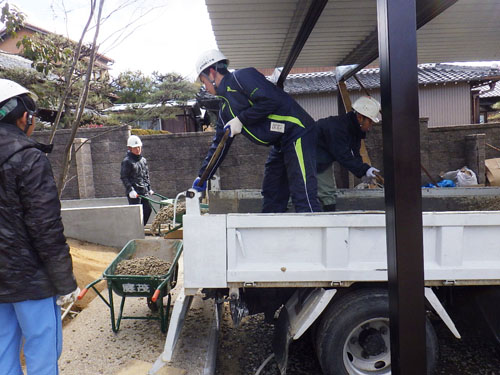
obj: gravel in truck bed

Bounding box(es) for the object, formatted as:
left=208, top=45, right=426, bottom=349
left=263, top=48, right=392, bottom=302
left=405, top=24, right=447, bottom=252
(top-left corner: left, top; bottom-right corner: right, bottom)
left=114, top=256, right=171, bottom=276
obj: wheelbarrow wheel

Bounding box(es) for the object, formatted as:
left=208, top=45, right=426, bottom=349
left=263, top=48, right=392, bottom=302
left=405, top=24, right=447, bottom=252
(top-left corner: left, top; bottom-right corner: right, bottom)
left=147, top=296, right=162, bottom=312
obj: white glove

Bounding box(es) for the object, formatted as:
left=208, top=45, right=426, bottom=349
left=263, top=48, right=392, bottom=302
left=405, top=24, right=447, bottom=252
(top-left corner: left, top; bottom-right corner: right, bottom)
left=366, top=167, right=380, bottom=178
left=148, top=190, right=154, bottom=195
left=56, top=287, right=80, bottom=306
left=128, top=190, right=138, bottom=199
left=224, top=117, right=243, bottom=138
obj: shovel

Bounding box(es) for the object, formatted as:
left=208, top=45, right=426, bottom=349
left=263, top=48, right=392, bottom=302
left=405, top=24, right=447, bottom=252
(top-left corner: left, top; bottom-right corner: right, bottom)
left=196, top=128, right=230, bottom=189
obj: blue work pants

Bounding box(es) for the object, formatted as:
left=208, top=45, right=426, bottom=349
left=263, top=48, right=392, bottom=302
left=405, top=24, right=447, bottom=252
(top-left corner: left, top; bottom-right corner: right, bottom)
left=0, top=297, right=62, bottom=375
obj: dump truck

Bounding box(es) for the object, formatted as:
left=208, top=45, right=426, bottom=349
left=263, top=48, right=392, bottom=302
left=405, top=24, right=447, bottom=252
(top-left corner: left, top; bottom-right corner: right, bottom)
left=151, top=188, right=500, bottom=375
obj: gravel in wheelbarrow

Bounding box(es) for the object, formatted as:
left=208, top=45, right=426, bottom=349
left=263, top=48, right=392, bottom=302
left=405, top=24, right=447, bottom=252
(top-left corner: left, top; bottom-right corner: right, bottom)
left=78, top=238, right=182, bottom=333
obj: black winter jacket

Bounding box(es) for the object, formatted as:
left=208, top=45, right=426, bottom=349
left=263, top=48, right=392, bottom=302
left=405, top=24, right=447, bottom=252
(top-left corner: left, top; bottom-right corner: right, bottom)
left=120, top=151, right=151, bottom=195
left=315, top=111, right=371, bottom=178
left=0, top=122, right=77, bottom=303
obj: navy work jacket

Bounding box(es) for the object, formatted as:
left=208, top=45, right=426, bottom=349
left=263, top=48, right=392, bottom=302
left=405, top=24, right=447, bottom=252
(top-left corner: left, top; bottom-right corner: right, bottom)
left=199, top=67, right=315, bottom=177
left=315, top=111, right=370, bottom=178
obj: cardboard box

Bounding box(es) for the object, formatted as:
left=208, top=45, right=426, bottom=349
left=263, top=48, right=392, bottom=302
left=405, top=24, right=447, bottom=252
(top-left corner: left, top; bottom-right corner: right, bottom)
left=485, top=158, right=500, bottom=186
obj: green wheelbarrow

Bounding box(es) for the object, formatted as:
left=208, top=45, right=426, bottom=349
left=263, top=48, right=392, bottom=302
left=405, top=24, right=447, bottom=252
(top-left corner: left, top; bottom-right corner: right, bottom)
left=78, top=238, right=183, bottom=333
left=140, top=193, right=208, bottom=230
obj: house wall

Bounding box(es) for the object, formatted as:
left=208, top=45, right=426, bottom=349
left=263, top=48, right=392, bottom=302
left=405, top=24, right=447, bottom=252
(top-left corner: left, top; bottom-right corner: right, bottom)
left=32, top=121, right=500, bottom=201
left=0, top=29, right=33, bottom=53
left=293, top=82, right=471, bottom=127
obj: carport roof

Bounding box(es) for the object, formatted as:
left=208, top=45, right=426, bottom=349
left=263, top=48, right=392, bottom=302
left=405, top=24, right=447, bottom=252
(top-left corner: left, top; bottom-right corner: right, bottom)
left=206, top=0, right=500, bottom=71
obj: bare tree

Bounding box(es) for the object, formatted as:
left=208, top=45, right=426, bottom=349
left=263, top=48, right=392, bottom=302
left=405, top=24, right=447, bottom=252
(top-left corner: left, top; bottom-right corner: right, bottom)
left=57, top=0, right=105, bottom=195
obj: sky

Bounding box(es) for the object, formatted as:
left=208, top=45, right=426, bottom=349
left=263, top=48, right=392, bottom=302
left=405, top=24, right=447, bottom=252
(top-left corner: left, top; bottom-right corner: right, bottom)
left=6, top=0, right=218, bottom=80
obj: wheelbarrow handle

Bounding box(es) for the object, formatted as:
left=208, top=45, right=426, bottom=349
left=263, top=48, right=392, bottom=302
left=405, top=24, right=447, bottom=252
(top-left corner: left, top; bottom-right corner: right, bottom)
left=151, top=241, right=183, bottom=302
left=78, top=278, right=103, bottom=300
left=197, top=128, right=230, bottom=187
left=151, top=289, right=161, bottom=303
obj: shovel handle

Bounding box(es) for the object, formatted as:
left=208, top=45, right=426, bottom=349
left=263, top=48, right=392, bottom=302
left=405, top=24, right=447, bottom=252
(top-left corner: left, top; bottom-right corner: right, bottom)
left=197, top=128, right=230, bottom=187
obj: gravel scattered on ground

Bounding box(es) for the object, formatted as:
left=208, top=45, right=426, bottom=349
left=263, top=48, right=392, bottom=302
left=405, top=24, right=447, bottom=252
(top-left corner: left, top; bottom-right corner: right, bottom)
left=215, top=303, right=500, bottom=375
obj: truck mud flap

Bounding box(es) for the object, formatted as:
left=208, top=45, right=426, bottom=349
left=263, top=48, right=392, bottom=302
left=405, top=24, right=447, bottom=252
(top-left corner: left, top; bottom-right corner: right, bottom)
left=272, top=288, right=337, bottom=374
left=474, top=286, right=500, bottom=344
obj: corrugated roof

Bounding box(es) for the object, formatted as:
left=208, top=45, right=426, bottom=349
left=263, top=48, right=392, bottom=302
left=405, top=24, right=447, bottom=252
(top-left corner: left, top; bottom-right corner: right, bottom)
left=283, top=64, right=500, bottom=94
left=206, top=0, right=500, bottom=70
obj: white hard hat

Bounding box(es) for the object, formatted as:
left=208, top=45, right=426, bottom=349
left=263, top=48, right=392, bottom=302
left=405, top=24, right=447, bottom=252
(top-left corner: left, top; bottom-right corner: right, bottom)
left=352, top=96, right=382, bottom=123
left=195, top=49, right=228, bottom=78
left=127, top=135, right=142, bottom=147
left=0, top=78, right=37, bottom=103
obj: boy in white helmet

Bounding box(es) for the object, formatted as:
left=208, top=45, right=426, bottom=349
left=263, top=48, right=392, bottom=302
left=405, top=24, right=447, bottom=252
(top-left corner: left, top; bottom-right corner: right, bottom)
left=120, top=134, right=154, bottom=225
left=192, top=49, right=321, bottom=213
left=315, top=96, right=382, bottom=211
left=0, top=79, right=79, bottom=374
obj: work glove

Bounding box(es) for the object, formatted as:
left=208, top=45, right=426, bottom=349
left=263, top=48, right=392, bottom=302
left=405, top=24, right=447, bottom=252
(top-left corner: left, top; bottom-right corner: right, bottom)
left=148, top=190, right=154, bottom=195
left=191, top=177, right=207, bottom=192
left=128, top=190, right=138, bottom=199
left=224, top=117, right=243, bottom=138
left=365, top=167, right=380, bottom=178
left=56, top=287, right=80, bottom=306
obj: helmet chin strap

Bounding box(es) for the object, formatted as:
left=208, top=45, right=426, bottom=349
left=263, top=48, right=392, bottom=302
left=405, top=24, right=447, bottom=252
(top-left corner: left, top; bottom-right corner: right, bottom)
left=23, top=115, right=32, bottom=134
left=201, top=71, right=217, bottom=91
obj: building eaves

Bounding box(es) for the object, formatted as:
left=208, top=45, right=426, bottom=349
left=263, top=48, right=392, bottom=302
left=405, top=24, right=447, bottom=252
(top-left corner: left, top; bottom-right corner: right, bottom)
left=283, top=64, right=500, bottom=95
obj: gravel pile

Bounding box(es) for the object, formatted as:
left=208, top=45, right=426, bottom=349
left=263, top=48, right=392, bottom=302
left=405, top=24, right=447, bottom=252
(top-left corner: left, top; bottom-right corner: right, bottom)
left=150, top=203, right=186, bottom=235
left=114, top=256, right=171, bottom=276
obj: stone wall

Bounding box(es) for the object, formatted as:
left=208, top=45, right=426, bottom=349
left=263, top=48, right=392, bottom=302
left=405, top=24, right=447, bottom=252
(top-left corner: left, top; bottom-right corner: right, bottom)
left=32, top=121, right=500, bottom=200
left=32, top=126, right=268, bottom=200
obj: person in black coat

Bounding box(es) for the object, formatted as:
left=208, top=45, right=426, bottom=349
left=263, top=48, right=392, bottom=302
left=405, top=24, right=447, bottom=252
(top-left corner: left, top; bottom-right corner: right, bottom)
left=120, top=134, right=153, bottom=225
left=315, top=96, right=382, bottom=211
left=0, top=79, right=78, bottom=374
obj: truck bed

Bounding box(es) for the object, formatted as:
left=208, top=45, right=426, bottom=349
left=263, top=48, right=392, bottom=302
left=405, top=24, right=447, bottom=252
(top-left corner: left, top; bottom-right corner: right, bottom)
left=183, top=210, right=500, bottom=293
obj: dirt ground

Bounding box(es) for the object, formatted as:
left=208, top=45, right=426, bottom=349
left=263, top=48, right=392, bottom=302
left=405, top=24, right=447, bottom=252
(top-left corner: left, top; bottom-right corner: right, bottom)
left=66, top=238, right=119, bottom=316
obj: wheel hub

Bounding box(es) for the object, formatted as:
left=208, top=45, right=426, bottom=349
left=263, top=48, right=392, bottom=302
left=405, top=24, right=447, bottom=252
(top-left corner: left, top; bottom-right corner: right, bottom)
left=344, top=318, right=391, bottom=374
left=358, top=327, right=387, bottom=357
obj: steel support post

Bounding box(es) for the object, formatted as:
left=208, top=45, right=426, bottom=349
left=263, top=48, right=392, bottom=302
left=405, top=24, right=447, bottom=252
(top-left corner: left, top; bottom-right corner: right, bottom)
left=376, top=0, right=427, bottom=374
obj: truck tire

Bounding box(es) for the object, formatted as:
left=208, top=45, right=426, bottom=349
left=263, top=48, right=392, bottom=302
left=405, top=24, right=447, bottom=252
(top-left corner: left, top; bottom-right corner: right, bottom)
left=315, top=288, right=438, bottom=375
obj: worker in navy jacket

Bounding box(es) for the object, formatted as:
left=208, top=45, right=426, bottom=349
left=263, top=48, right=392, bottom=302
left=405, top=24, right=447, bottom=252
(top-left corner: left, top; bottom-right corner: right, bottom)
left=315, top=96, right=382, bottom=211
left=191, top=49, right=321, bottom=213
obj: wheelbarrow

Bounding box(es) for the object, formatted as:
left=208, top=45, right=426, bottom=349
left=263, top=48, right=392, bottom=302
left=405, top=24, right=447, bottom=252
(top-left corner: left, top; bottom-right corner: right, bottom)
left=140, top=193, right=208, bottom=236
left=78, top=238, right=183, bottom=333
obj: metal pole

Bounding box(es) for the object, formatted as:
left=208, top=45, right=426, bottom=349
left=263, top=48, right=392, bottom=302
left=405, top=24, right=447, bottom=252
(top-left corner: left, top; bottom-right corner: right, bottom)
left=376, top=0, right=427, bottom=374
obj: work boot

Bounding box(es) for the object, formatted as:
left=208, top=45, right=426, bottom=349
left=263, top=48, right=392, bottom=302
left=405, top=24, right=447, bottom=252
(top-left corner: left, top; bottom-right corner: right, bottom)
left=323, top=204, right=336, bottom=212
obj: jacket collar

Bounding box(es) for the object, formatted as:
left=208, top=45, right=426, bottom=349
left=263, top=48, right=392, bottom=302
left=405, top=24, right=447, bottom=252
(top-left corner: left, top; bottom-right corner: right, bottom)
left=0, top=122, right=53, bottom=166
left=348, top=111, right=366, bottom=140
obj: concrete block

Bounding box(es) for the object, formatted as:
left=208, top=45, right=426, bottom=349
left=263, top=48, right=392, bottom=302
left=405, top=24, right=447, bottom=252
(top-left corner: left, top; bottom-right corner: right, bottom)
left=61, top=205, right=144, bottom=248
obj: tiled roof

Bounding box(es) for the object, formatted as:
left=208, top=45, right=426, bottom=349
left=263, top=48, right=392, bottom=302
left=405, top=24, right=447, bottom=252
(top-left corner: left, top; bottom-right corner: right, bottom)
left=0, top=50, right=34, bottom=71
left=477, top=82, right=500, bottom=98
left=283, top=64, right=500, bottom=95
